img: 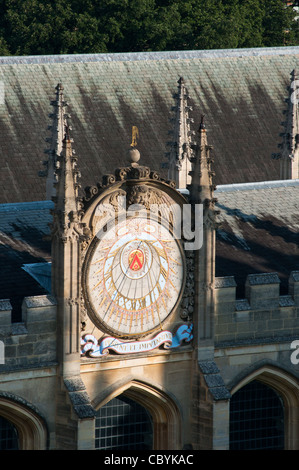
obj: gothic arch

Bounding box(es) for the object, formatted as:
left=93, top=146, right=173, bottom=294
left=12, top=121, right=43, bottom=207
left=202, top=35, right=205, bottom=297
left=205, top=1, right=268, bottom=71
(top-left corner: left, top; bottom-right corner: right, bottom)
left=230, top=365, right=299, bottom=450
left=0, top=394, right=48, bottom=450
left=94, top=379, right=182, bottom=450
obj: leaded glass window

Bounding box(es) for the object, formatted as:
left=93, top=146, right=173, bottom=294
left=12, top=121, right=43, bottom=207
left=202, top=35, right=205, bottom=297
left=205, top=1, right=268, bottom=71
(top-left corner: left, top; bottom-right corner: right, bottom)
left=230, top=380, right=284, bottom=450
left=95, top=395, right=153, bottom=450
left=0, top=416, right=19, bottom=450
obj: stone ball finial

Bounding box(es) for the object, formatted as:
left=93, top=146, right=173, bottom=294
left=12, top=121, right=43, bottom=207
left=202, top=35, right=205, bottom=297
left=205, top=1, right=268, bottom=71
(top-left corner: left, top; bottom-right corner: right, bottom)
left=128, top=147, right=140, bottom=166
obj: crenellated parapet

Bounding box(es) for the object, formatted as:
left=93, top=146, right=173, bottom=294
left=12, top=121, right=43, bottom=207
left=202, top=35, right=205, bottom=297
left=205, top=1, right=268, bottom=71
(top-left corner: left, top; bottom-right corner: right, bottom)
left=214, top=271, right=299, bottom=345
left=0, top=300, right=12, bottom=334
left=0, top=295, right=57, bottom=371
left=289, top=271, right=299, bottom=303
left=245, top=273, right=281, bottom=309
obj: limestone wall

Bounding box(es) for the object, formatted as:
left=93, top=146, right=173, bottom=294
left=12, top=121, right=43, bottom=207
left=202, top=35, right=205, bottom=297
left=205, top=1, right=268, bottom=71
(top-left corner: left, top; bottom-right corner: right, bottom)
left=0, top=295, right=57, bottom=370
left=0, top=295, right=57, bottom=448
left=214, top=271, right=299, bottom=393
left=214, top=271, right=299, bottom=346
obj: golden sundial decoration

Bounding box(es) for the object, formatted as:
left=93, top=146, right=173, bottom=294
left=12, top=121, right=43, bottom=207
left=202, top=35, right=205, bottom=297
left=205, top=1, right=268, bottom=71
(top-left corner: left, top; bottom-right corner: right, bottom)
left=131, top=126, right=139, bottom=147
left=82, top=216, right=185, bottom=339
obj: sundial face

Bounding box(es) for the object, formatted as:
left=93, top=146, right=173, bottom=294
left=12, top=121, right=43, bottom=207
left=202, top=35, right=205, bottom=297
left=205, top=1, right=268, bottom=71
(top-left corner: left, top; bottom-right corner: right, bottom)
left=83, top=216, right=185, bottom=338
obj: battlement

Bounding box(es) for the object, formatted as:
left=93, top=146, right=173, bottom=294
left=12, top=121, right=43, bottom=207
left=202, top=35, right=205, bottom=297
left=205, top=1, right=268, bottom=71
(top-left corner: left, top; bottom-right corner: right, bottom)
left=0, top=295, right=56, bottom=332
left=0, top=295, right=57, bottom=370
left=214, top=271, right=299, bottom=345
left=215, top=271, right=299, bottom=308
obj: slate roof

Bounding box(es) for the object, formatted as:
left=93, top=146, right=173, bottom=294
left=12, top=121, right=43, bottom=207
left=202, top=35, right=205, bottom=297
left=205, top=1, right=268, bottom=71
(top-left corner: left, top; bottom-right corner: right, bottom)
left=0, top=201, right=52, bottom=321
left=0, top=180, right=298, bottom=321
left=215, top=179, right=299, bottom=297
left=1, top=46, right=299, bottom=203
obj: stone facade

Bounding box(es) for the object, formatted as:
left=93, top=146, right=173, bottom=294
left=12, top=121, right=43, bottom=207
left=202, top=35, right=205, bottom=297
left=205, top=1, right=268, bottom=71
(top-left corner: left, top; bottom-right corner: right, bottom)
left=1, top=268, right=298, bottom=449
left=0, top=67, right=298, bottom=450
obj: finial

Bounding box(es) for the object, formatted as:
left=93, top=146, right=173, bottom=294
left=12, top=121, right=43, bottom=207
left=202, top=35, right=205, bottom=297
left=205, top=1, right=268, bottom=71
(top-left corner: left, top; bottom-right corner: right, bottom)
left=56, top=82, right=64, bottom=91
left=63, top=123, right=74, bottom=144
left=43, top=82, right=68, bottom=200
left=64, top=123, right=70, bottom=141
left=128, top=125, right=140, bottom=166
left=199, top=115, right=205, bottom=130
left=165, top=77, right=195, bottom=188
left=128, top=147, right=140, bottom=166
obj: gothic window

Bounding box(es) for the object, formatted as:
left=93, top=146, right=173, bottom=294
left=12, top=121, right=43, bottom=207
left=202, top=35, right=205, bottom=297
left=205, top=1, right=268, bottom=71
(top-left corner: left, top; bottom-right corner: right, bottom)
left=229, top=380, right=284, bottom=450
left=0, top=416, right=19, bottom=450
left=95, top=395, right=153, bottom=450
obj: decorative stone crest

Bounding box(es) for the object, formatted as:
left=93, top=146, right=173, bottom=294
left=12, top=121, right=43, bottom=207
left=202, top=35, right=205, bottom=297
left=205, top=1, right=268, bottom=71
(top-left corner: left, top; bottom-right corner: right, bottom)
left=126, top=185, right=165, bottom=209
left=82, top=145, right=176, bottom=213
